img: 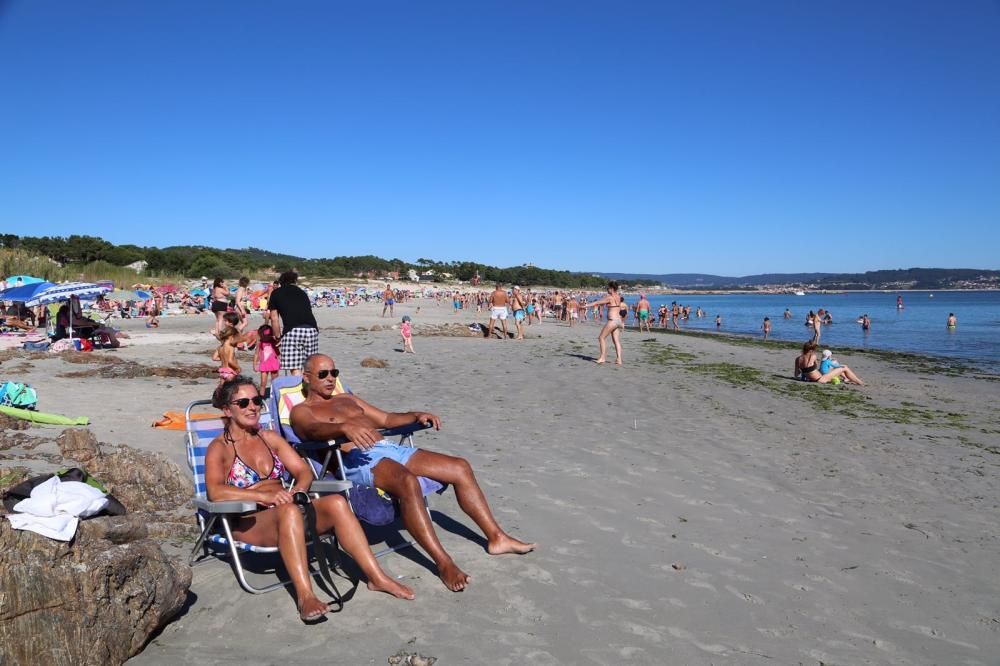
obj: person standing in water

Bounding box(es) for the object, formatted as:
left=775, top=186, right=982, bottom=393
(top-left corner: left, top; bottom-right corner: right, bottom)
left=761, top=317, right=771, bottom=340
left=636, top=294, right=652, bottom=333
left=947, top=313, right=957, bottom=329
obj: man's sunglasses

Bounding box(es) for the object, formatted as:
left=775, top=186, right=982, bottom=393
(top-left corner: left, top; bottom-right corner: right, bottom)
left=315, top=369, right=340, bottom=380
left=229, top=396, right=265, bottom=408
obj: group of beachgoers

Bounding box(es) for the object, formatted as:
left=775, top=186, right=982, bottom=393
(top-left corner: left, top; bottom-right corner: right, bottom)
left=206, top=356, right=534, bottom=621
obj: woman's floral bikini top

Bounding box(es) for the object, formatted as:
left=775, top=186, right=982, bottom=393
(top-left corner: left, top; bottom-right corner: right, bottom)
left=226, top=436, right=286, bottom=488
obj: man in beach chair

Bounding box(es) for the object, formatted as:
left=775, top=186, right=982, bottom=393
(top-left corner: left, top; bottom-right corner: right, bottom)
left=290, top=353, right=534, bottom=592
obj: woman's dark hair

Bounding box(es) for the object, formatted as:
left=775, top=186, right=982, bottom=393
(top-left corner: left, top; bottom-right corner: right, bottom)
left=213, top=277, right=224, bottom=288
left=238, top=277, right=250, bottom=287
left=607, top=281, right=619, bottom=291
left=802, top=342, right=817, bottom=353
left=211, top=375, right=258, bottom=409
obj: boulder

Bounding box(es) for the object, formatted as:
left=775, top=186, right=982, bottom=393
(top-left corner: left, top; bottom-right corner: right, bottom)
left=0, top=515, right=192, bottom=666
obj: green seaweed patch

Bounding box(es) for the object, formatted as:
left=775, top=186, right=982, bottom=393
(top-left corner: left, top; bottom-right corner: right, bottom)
left=675, top=358, right=971, bottom=429
left=686, top=362, right=762, bottom=387
left=642, top=342, right=700, bottom=365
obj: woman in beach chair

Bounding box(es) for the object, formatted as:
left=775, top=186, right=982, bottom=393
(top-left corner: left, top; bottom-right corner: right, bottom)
left=204, top=376, right=414, bottom=622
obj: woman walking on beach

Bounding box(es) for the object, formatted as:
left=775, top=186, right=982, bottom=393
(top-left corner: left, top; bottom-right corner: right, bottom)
left=586, top=281, right=625, bottom=365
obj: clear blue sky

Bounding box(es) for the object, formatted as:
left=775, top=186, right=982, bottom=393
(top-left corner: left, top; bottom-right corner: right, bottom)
left=2, top=1, right=998, bottom=276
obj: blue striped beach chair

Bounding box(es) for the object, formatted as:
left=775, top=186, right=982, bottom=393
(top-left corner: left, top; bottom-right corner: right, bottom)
left=184, top=400, right=350, bottom=594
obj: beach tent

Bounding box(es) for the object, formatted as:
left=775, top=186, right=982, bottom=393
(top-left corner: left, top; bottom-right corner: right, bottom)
left=0, top=281, right=56, bottom=302
left=25, top=282, right=113, bottom=340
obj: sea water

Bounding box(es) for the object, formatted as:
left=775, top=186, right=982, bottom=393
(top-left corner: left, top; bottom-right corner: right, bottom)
left=620, top=291, right=1000, bottom=372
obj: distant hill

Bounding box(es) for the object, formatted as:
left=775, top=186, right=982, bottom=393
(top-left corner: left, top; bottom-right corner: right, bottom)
left=599, top=272, right=836, bottom=287
left=597, top=268, right=1000, bottom=290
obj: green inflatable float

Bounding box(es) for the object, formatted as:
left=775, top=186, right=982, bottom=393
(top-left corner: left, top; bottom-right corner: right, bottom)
left=0, top=405, right=89, bottom=426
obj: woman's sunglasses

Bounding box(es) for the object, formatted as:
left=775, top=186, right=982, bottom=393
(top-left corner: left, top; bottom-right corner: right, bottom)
left=315, top=369, right=340, bottom=379
left=229, top=396, right=264, bottom=408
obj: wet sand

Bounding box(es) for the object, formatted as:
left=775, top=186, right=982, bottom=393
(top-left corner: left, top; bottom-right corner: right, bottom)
left=3, top=299, right=998, bottom=664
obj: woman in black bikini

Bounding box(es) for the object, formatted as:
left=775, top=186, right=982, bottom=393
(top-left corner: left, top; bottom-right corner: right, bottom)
left=586, top=281, right=625, bottom=365
left=210, top=277, right=229, bottom=337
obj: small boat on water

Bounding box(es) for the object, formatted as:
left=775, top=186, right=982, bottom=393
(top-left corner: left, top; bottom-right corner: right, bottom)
left=793, top=291, right=806, bottom=296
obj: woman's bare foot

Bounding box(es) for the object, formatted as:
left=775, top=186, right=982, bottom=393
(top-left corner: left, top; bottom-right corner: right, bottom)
left=594, top=358, right=606, bottom=364
left=368, top=575, right=416, bottom=600
left=487, top=533, right=536, bottom=555
left=615, top=360, right=623, bottom=366
left=297, top=596, right=329, bottom=622
left=438, top=561, right=471, bottom=591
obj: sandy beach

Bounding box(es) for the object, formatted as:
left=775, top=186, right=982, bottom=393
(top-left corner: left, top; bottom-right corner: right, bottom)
left=3, top=299, right=998, bottom=665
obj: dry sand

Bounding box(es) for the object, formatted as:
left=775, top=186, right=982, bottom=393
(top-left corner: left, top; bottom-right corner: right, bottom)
left=3, top=299, right=998, bottom=664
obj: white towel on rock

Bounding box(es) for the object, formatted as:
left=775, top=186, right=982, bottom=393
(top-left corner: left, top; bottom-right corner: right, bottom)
left=6, top=476, right=109, bottom=541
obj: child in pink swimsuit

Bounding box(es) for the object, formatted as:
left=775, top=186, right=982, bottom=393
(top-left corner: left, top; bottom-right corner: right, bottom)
left=253, top=324, right=280, bottom=396
left=400, top=315, right=414, bottom=353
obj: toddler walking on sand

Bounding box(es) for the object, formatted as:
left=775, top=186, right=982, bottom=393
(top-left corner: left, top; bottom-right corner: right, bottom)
left=401, top=315, right=415, bottom=353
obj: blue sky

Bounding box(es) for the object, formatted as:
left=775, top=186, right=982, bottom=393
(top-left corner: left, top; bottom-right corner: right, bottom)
left=1, top=1, right=998, bottom=275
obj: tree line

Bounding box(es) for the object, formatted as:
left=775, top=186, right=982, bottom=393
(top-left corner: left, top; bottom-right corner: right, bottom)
left=0, top=234, right=653, bottom=289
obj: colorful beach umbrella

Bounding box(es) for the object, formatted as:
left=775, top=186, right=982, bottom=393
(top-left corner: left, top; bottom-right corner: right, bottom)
left=0, top=281, right=56, bottom=302
left=24, top=282, right=112, bottom=307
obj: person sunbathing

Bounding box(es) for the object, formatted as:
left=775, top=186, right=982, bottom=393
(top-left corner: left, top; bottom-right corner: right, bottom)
left=204, top=376, right=415, bottom=623
left=795, top=342, right=864, bottom=385
left=290, top=353, right=534, bottom=592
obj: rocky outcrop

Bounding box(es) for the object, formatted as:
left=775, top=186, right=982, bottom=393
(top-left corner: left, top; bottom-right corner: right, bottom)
left=0, top=515, right=191, bottom=665
left=0, top=428, right=196, bottom=665
left=56, top=429, right=191, bottom=517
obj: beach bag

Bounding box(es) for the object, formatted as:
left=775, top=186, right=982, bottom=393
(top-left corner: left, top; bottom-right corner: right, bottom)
left=2, top=467, right=127, bottom=515
left=0, top=382, right=38, bottom=410
left=22, top=341, right=50, bottom=352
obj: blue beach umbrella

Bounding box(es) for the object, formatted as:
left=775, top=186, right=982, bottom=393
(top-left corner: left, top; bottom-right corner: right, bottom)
left=135, top=290, right=152, bottom=300
left=0, top=281, right=56, bottom=302
left=24, top=282, right=113, bottom=340
left=4, top=275, right=45, bottom=288
left=190, top=288, right=208, bottom=297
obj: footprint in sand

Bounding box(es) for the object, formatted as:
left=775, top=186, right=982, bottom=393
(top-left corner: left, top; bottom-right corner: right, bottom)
left=725, top=584, right=764, bottom=605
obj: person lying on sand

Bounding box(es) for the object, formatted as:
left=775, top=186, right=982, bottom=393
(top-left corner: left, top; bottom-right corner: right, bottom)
left=204, top=376, right=415, bottom=623
left=291, top=353, right=534, bottom=592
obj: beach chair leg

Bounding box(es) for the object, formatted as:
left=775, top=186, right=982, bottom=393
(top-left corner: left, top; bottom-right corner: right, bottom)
left=219, top=515, right=289, bottom=594
left=189, top=514, right=219, bottom=566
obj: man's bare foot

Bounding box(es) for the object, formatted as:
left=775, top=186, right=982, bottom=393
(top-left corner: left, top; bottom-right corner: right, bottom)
left=438, top=561, right=471, bottom=591
left=297, top=596, right=329, bottom=622
left=487, top=533, right=536, bottom=555
left=368, top=575, right=416, bottom=600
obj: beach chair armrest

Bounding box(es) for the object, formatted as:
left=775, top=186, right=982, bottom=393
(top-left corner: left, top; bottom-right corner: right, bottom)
left=378, top=422, right=432, bottom=439
left=297, top=439, right=341, bottom=453
left=309, top=479, right=353, bottom=494
left=193, top=497, right=258, bottom=514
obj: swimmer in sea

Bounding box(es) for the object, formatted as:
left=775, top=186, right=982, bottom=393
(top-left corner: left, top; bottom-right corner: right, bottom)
left=947, top=313, right=957, bottom=329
